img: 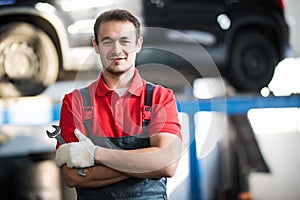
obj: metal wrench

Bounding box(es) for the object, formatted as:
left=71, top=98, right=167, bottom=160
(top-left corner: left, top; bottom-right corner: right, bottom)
left=46, top=125, right=87, bottom=177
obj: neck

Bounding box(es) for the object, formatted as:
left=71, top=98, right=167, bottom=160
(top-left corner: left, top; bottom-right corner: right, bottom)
left=102, top=68, right=135, bottom=89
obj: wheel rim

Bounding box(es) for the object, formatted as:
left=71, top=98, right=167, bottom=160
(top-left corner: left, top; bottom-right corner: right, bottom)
left=0, top=22, right=59, bottom=97
left=1, top=40, right=40, bottom=80
left=241, top=47, right=268, bottom=80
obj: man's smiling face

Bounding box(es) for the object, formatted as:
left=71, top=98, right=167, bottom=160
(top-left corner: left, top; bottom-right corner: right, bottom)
left=94, top=20, right=142, bottom=75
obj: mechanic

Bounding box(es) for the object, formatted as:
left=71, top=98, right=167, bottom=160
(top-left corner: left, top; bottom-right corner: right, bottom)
left=55, top=9, right=182, bottom=200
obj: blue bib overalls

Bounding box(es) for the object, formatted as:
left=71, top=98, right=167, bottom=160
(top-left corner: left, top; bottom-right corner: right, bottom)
left=76, top=83, right=168, bottom=200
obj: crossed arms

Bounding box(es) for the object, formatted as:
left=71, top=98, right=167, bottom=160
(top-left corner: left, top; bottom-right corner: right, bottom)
left=59, top=132, right=181, bottom=188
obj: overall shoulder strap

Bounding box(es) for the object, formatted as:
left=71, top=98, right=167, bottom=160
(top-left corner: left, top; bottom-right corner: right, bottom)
left=80, top=82, right=155, bottom=131
left=79, top=87, right=93, bottom=135
left=143, top=82, right=155, bottom=127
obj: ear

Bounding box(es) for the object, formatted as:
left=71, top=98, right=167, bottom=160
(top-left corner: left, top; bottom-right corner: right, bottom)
left=92, top=38, right=100, bottom=54
left=136, top=36, right=143, bottom=53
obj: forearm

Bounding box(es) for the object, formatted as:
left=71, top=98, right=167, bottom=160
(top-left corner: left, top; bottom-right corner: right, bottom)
left=125, top=159, right=180, bottom=178
left=94, top=133, right=181, bottom=178
left=61, top=165, right=129, bottom=188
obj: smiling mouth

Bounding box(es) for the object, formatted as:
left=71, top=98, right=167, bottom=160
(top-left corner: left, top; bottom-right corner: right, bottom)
left=109, top=56, right=126, bottom=61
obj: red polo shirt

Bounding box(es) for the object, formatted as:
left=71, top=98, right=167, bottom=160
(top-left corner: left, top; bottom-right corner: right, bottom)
left=58, top=69, right=181, bottom=146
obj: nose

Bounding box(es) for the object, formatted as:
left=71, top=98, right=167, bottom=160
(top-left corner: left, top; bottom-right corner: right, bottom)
left=111, top=40, right=123, bottom=54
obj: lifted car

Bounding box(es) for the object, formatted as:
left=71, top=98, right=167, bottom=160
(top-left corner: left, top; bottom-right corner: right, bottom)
left=0, top=0, right=291, bottom=97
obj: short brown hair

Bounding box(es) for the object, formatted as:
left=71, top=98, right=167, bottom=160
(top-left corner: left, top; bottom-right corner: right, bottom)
left=93, top=9, right=141, bottom=44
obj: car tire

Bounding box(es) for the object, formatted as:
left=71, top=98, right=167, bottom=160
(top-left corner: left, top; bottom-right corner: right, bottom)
left=0, top=22, right=59, bottom=97
left=227, top=31, right=279, bottom=92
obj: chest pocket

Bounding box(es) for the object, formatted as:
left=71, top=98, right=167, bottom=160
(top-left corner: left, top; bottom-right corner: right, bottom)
left=79, top=82, right=155, bottom=150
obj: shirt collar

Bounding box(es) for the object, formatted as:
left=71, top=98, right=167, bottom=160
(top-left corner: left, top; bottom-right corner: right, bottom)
left=96, top=69, right=144, bottom=97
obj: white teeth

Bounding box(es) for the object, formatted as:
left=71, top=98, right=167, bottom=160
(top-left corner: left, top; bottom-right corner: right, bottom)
left=110, top=56, right=125, bottom=60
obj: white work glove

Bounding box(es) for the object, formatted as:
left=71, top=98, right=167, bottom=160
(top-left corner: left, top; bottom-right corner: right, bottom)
left=55, top=129, right=98, bottom=168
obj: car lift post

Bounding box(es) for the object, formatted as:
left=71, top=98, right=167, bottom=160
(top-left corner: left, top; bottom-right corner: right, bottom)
left=179, top=94, right=300, bottom=200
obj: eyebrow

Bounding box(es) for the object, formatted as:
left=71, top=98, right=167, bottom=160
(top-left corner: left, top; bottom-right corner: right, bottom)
left=100, top=36, right=113, bottom=42
left=100, top=35, right=132, bottom=42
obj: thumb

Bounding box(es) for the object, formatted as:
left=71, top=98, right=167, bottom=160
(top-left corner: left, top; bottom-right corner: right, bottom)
left=74, top=129, right=88, bottom=142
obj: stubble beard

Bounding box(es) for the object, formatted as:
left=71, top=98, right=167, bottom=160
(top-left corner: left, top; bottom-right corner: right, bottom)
left=104, top=62, right=134, bottom=77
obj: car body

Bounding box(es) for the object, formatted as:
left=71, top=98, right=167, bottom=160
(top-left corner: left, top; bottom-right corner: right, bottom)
left=0, top=0, right=291, bottom=97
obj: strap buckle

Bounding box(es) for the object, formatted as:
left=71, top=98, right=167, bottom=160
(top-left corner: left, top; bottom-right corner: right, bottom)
left=83, top=106, right=93, bottom=121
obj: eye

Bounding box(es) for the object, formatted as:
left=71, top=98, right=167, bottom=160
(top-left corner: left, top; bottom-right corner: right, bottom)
left=120, top=38, right=133, bottom=45
left=101, top=39, right=113, bottom=46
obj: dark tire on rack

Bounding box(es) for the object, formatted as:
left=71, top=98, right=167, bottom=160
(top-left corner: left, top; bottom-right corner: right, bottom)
left=227, top=31, right=279, bottom=92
